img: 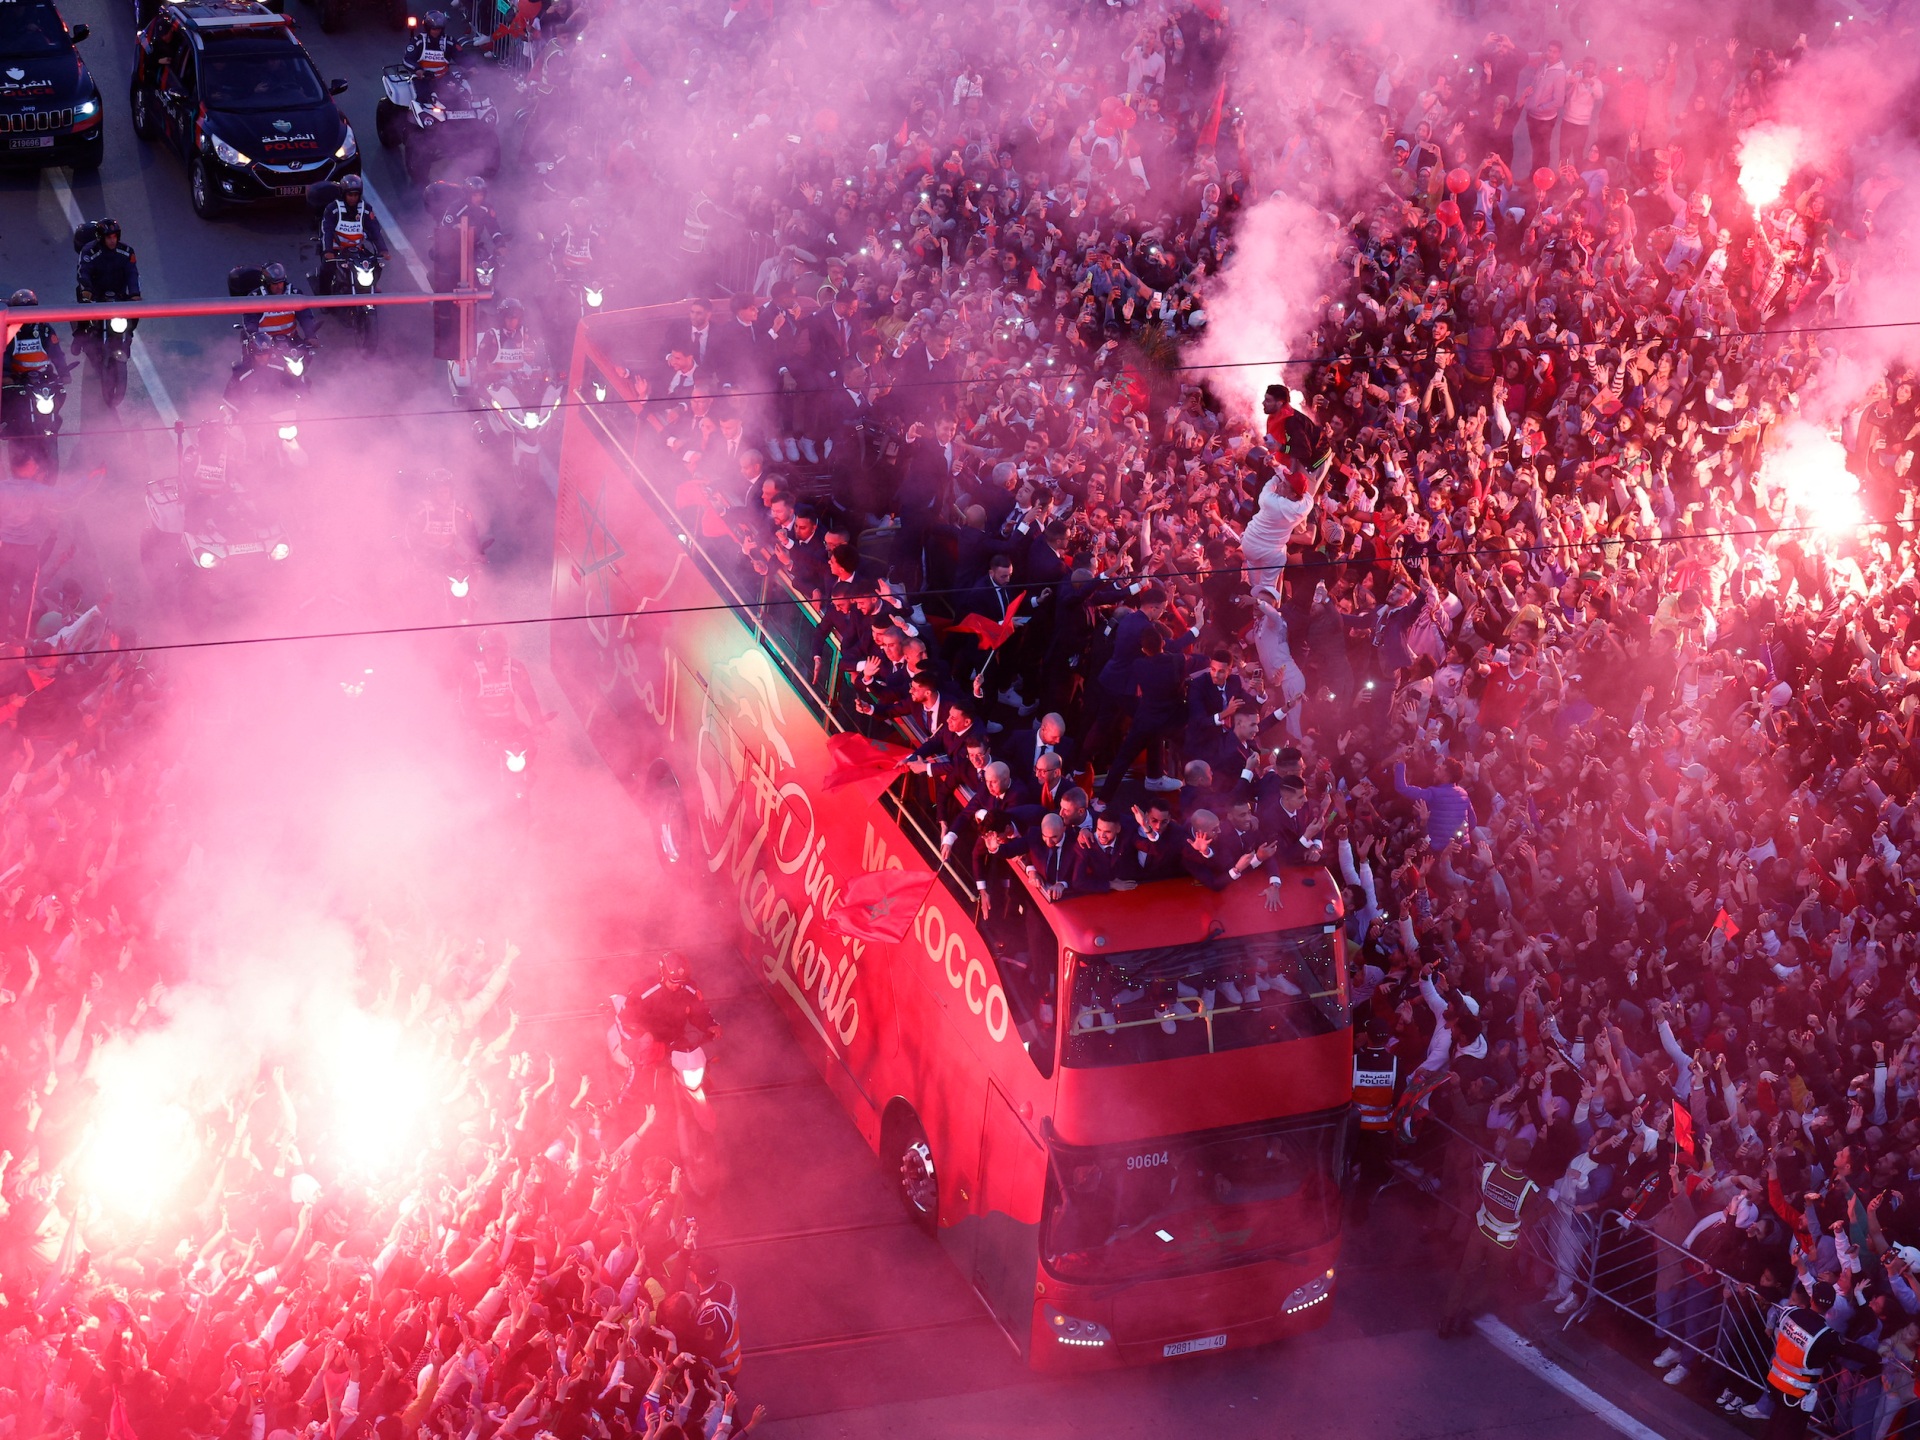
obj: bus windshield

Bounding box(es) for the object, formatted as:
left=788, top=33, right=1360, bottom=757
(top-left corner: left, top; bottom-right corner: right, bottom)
left=1041, top=1111, right=1346, bottom=1285
left=1063, top=927, right=1344, bottom=1068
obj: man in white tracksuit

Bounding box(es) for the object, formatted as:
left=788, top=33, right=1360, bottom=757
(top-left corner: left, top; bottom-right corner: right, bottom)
left=1238, top=455, right=1330, bottom=594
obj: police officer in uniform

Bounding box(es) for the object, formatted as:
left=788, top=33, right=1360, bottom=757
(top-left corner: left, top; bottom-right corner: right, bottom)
left=402, top=9, right=464, bottom=104
left=236, top=263, right=314, bottom=375
left=317, top=175, right=390, bottom=294
left=1438, top=1137, right=1542, bottom=1337
left=75, top=218, right=142, bottom=309
left=475, top=299, right=550, bottom=391
left=431, top=176, right=504, bottom=360
left=1349, top=1017, right=1401, bottom=1223
left=2, top=290, right=70, bottom=431
left=1755, top=1281, right=1879, bottom=1438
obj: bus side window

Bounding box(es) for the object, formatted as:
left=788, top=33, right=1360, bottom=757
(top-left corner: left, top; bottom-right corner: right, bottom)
left=993, top=892, right=1058, bottom=1079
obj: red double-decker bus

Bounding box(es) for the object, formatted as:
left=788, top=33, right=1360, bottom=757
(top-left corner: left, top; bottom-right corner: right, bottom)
left=548, top=306, right=1351, bottom=1368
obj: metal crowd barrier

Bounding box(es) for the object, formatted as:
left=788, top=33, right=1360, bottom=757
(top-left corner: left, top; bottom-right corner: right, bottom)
left=1388, top=1114, right=1917, bottom=1438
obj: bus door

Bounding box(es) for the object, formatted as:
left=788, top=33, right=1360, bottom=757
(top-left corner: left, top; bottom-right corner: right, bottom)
left=972, top=1080, right=1046, bottom=1353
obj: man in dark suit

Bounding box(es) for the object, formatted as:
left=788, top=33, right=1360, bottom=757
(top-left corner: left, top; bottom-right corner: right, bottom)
left=998, top=712, right=1079, bottom=776
left=1186, top=649, right=1254, bottom=756
left=808, top=289, right=863, bottom=380
left=662, top=298, right=718, bottom=371
left=1181, top=810, right=1275, bottom=891
left=1127, top=796, right=1185, bottom=880
left=708, top=294, right=771, bottom=387
left=1071, top=812, right=1137, bottom=894
left=653, top=343, right=709, bottom=403
left=1097, top=625, right=1190, bottom=804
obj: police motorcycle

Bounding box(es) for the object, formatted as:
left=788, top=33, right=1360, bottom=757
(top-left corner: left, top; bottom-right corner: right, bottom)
left=308, top=179, right=386, bottom=352
left=1, top=290, right=69, bottom=479
left=460, top=627, right=551, bottom=823
left=399, top=465, right=491, bottom=624
left=461, top=298, right=561, bottom=486
left=376, top=11, right=500, bottom=186
left=71, top=219, right=139, bottom=412
left=141, top=413, right=293, bottom=599
left=607, top=955, right=721, bottom=1195
left=224, top=264, right=315, bottom=472
left=539, top=197, right=603, bottom=365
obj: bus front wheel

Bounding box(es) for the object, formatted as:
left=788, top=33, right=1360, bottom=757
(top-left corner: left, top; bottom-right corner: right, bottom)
left=889, top=1112, right=938, bottom=1234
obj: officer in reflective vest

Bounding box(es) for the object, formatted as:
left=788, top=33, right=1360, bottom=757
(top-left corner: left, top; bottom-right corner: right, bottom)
left=1758, top=1283, right=1878, bottom=1438
left=403, top=10, right=462, bottom=103
left=1349, top=1021, right=1400, bottom=1223
left=1438, top=1138, right=1541, bottom=1338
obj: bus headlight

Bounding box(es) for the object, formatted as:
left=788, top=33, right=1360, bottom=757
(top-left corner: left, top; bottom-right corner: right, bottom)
left=1282, top=1269, right=1336, bottom=1315
left=109, top=316, right=129, bottom=333
left=1044, top=1307, right=1110, bottom=1348
left=271, top=542, right=290, bottom=560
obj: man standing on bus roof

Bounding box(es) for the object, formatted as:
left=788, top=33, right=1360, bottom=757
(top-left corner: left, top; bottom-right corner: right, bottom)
left=1438, top=1137, right=1544, bottom=1338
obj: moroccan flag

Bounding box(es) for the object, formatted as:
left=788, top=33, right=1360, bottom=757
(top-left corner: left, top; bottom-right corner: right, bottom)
left=823, top=732, right=910, bottom=791
left=1673, top=1100, right=1696, bottom=1162
left=952, top=592, right=1026, bottom=650
left=1026, top=267, right=1044, bottom=292
left=1710, top=908, right=1740, bottom=941
left=1197, top=82, right=1228, bottom=148
left=826, top=870, right=935, bottom=943
left=108, top=1391, right=139, bottom=1440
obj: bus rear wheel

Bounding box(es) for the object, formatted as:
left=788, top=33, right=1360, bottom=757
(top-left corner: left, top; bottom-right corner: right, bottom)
left=890, top=1112, right=938, bottom=1234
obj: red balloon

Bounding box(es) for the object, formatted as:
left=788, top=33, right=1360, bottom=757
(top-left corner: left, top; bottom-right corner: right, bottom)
left=1447, top=166, right=1471, bottom=194
left=1533, top=166, right=1555, bottom=191
left=1094, top=117, right=1117, bottom=138
left=1437, top=199, right=1461, bottom=226
left=811, top=108, right=839, bottom=134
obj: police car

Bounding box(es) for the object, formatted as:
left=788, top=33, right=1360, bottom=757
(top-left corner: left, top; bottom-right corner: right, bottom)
left=129, top=0, right=357, bottom=217
left=0, top=0, right=103, bottom=170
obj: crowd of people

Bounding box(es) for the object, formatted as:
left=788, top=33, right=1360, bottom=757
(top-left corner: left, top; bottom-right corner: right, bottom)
left=552, top=0, right=1920, bottom=1429
left=9, top=0, right=1920, bottom=1427
left=0, top=572, right=756, bottom=1438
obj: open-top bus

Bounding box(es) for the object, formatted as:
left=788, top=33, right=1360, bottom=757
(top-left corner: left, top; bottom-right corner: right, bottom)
left=549, top=305, right=1351, bottom=1368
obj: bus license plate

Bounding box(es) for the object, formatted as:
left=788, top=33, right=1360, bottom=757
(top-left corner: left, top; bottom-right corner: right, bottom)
left=1163, top=1334, right=1228, bottom=1357
left=10, top=136, right=55, bottom=150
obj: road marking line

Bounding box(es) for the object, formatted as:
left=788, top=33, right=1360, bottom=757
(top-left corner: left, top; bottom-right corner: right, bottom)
left=1474, top=1317, right=1669, bottom=1440
left=47, top=171, right=180, bottom=427
left=355, top=172, right=433, bottom=292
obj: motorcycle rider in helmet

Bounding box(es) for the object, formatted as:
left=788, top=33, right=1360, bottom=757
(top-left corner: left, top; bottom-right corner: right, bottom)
left=236, top=263, right=315, bottom=377
left=74, top=218, right=142, bottom=324
left=430, top=174, right=505, bottom=362
left=475, top=297, right=549, bottom=390
left=317, top=175, right=392, bottom=295
left=403, top=9, right=465, bottom=107
left=2, top=290, right=71, bottom=431
left=463, top=627, right=545, bottom=736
